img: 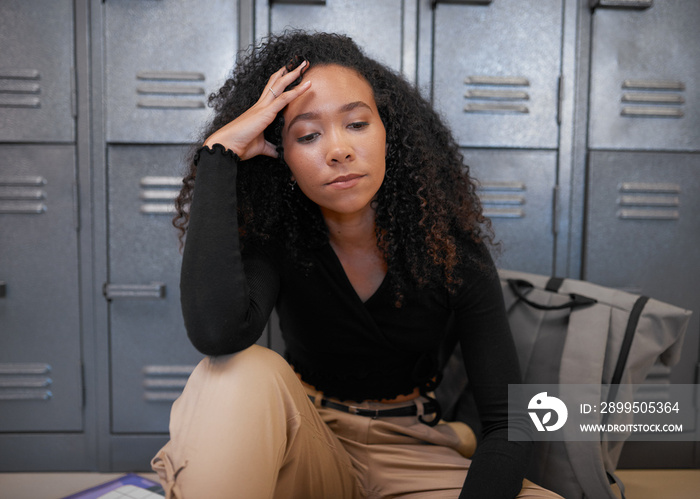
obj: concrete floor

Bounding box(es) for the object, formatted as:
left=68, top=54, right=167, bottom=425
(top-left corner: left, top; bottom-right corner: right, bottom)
left=615, top=470, right=700, bottom=499
left=1, top=470, right=699, bottom=498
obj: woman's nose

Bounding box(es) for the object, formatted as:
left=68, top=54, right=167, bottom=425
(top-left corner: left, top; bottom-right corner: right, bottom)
left=325, top=130, right=354, bottom=165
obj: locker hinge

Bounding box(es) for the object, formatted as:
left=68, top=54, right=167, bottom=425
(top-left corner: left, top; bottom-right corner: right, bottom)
left=551, top=185, right=560, bottom=236
left=81, top=363, right=86, bottom=408
left=72, top=179, right=80, bottom=232
left=556, top=75, right=564, bottom=125
left=70, top=67, right=77, bottom=119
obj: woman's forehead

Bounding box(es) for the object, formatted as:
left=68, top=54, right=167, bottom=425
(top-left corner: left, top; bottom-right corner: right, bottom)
left=283, top=65, right=377, bottom=124
left=299, top=64, right=370, bottom=91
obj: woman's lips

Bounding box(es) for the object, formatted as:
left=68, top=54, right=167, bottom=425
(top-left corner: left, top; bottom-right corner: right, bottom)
left=326, top=174, right=365, bottom=189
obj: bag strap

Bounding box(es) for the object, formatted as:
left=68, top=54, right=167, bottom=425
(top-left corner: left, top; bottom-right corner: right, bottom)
left=603, top=294, right=650, bottom=427
left=610, top=295, right=650, bottom=385
left=507, top=278, right=598, bottom=311
left=545, top=276, right=565, bottom=292
left=608, top=470, right=627, bottom=499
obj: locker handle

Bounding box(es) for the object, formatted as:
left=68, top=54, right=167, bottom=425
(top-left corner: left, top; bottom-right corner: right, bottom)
left=432, top=0, right=493, bottom=6
left=103, top=282, right=166, bottom=301
left=590, top=0, right=652, bottom=9
left=0, top=281, right=5, bottom=298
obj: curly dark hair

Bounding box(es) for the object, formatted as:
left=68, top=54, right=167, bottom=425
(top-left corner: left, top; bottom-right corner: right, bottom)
left=174, top=30, right=495, bottom=300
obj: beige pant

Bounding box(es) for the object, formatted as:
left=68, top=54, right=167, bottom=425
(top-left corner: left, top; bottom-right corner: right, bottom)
left=152, top=345, right=562, bottom=498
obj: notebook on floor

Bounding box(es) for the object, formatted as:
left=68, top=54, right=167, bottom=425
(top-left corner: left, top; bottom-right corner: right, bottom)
left=60, top=473, right=164, bottom=499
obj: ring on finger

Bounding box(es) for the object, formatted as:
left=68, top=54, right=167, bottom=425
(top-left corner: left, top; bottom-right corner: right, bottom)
left=269, top=87, right=278, bottom=97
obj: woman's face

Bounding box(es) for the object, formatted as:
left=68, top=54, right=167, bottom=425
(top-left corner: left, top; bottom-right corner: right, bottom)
left=282, top=64, right=386, bottom=221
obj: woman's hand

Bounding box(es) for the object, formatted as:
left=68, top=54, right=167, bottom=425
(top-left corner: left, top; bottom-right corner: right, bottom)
left=203, top=60, right=310, bottom=160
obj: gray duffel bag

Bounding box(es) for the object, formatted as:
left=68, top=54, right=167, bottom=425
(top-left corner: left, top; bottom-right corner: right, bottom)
left=437, top=269, right=692, bottom=499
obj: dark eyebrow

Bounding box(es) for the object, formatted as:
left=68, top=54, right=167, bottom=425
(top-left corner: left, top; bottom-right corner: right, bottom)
left=286, top=101, right=373, bottom=131
left=340, top=101, right=372, bottom=114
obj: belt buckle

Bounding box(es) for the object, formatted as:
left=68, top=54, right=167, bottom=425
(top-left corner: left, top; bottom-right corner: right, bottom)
left=349, top=406, right=380, bottom=418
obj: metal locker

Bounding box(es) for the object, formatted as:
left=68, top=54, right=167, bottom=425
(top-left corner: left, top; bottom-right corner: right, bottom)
left=467, top=149, right=556, bottom=275
left=589, top=0, right=700, bottom=151
left=106, top=145, right=202, bottom=433
left=104, top=0, right=238, bottom=143
left=0, top=0, right=75, bottom=143
left=0, top=145, right=82, bottom=432
left=267, top=0, right=405, bottom=71
left=432, top=0, right=564, bottom=149
left=584, top=150, right=700, bottom=390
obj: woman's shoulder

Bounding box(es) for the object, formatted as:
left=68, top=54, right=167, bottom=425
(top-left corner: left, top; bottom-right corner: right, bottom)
left=447, top=233, right=501, bottom=300
left=454, top=232, right=497, bottom=274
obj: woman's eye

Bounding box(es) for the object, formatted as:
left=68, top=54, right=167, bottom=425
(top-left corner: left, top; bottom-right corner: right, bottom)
left=297, top=133, right=319, bottom=144
left=349, top=122, right=369, bottom=130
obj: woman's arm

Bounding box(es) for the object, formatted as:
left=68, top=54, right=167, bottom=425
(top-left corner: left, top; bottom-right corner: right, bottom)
left=179, top=62, right=310, bottom=355
left=180, top=146, right=279, bottom=355
left=453, top=253, right=532, bottom=498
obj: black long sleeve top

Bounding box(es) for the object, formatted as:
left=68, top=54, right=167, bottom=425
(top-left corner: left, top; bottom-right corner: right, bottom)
left=180, top=144, right=532, bottom=498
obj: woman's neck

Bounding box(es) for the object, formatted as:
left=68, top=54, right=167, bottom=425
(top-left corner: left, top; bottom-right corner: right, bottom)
left=322, top=207, right=378, bottom=252
left=322, top=207, right=388, bottom=302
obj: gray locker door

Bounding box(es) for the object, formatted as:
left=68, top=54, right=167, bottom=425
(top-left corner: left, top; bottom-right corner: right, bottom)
left=467, top=149, right=556, bottom=275
left=584, top=151, right=700, bottom=391
left=104, top=0, right=237, bottom=144
left=0, top=0, right=75, bottom=143
left=269, top=0, right=405, bottom=71
left=0, top=145, right=82, bottom=432
left=432, top=0, right=563, bottom=149
left=106, top=146, right=201, bottom=433
left=589, top=0, right=700, bottom=151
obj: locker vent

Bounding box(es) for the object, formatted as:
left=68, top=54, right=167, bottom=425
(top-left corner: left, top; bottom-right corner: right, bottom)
left=0, top=363, right=52, bottom=401
left=617, top=182, right=680, bottom=220
left=0, top=175, right=48, bottom=214
left=478, top=181, right=526, bottom=218
left=139, top=176, right=181, bottom=215
left=136, top=71, right=206, bottom=109
left=272, top=0, right=327, bottom=3
left=0, top=69, right=41, bottom=108
left=591, top=0, right=653, bottom=9
left=142, top=365, right=195, bottom=402
left=464, top=76, right=530, bottom=115
left=620, top=80, right=685, bottom=119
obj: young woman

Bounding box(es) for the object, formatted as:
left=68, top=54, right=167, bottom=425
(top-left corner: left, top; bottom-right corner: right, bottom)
left=152, top=31, right=562, bottom=499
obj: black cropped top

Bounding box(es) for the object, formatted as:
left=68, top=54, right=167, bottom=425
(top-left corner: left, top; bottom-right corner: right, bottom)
left=180, top=144, right=531, bottom=497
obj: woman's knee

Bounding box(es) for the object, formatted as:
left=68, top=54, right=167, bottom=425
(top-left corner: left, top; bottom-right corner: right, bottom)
left=517, top=479, right=565, bottom=498
left=190, top=344, right=292, bottom=388
left=175, top=345, right=304, bottom=417
left=169, top=345, right=301, bottom=441
left=211, top=344, right=288, bottom=374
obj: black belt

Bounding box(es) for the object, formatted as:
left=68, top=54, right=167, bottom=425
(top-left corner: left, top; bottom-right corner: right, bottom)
left=309, top=396, right=439, bottom=420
